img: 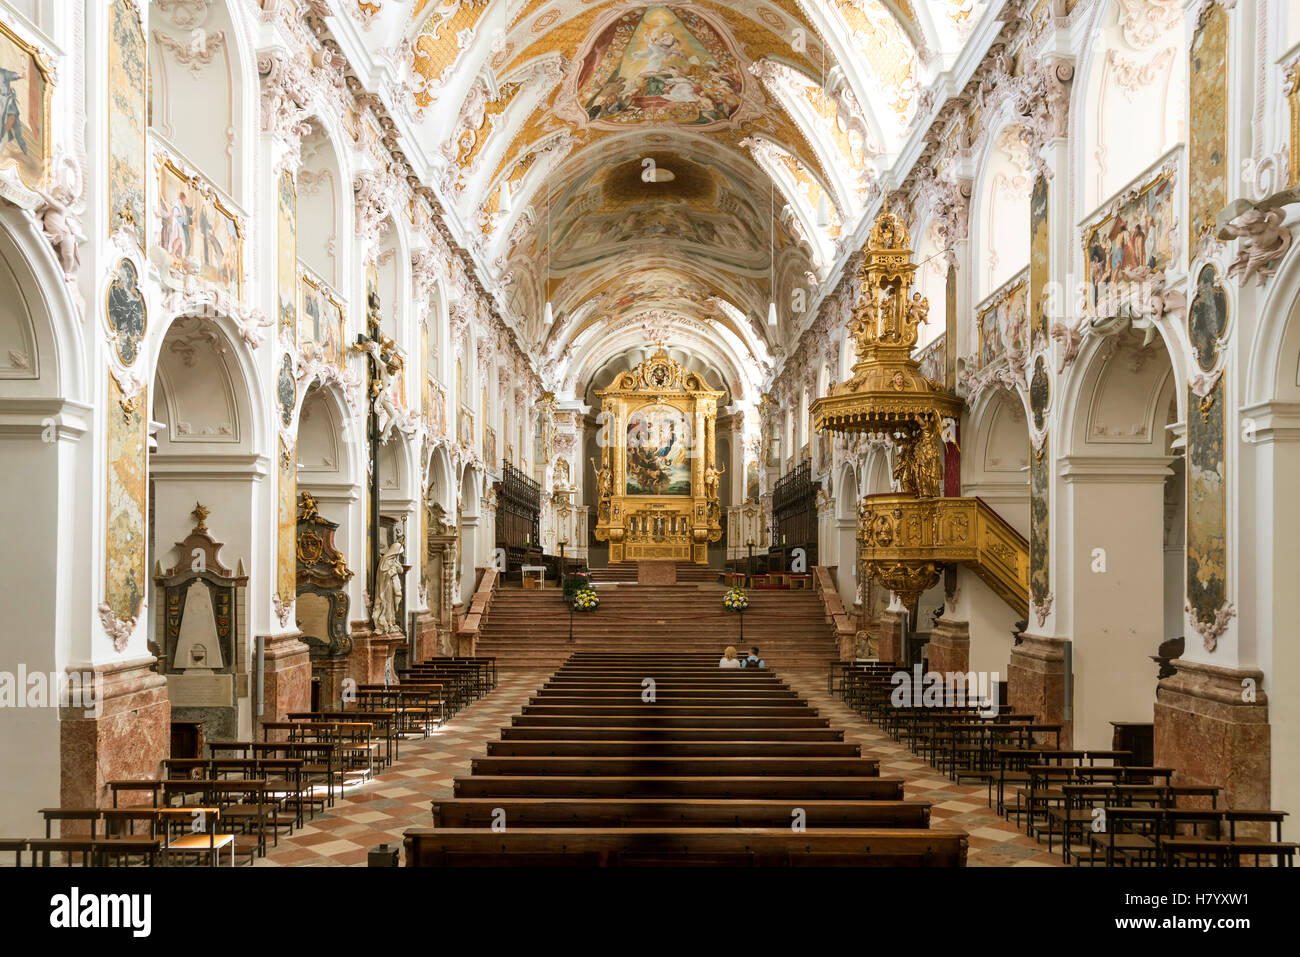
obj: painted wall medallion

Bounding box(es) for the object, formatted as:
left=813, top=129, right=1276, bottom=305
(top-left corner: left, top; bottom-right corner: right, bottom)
left=277, top=353, right=295, bottom=427
left=1029, top=355, right=1049, bottom=432
left=1188, top=264, right=1227, bottom=372
left=106, top=258, right=147, bottom=366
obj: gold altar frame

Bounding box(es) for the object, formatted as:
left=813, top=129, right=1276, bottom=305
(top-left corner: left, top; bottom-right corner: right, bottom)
left=593, top=349, right=725, bottom=564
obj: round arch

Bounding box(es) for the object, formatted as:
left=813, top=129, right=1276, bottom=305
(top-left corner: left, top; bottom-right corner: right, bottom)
left=0, top=204, right=93, bottom=837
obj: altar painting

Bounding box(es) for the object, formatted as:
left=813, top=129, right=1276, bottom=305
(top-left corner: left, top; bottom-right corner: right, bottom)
left=626, top=405, right=691, bottom=495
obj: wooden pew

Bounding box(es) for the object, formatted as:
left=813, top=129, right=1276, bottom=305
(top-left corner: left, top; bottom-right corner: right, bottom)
left=484, top=739, right=861, bottom=758
left=405, top=827, right=967, bottom=866
left=453, top=776, right=906, bottom=800
left=469, top=756, right=881, bottom=777
left=498, top=725, right=846, bottom=742
left=431, top=797, right=931, bottom=829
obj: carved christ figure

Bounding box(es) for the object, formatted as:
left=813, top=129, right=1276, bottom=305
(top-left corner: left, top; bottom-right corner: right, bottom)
left=362, top=336, right=403, bottom=441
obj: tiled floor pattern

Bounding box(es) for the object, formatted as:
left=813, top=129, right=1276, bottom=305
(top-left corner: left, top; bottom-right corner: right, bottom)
left=781, top=670, right=1062, bottom=867
left=261, top=665, right=1061, bottom=867
left=258, top=668, right=550, bottom=866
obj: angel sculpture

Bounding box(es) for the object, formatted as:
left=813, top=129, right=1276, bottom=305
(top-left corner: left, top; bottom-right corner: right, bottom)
left=35, top=178, right=86, bottom=279
left=1223, top=207, right=1292, bottom=286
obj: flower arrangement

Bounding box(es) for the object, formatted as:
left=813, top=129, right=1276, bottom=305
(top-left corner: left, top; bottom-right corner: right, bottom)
left=563, top=571, right=593, bottom=602
left=572, top=586, right=600, bottom=612
left=722, top=587, right=749, bottom=612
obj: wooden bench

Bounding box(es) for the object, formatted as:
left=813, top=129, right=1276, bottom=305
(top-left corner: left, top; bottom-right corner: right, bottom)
left=453, top=776, right=906, bottom=800
left=469, top=756, right=881, bottom=777
left=430, top=797, right=931, bottom=829
left=405, top=827, right=966, bottom=866
left=484, top=740, right=862, bottom=758
left=498, top=725, right=846, bottom=742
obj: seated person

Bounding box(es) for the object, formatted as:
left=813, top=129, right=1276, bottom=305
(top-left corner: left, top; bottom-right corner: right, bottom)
left=719, top=645, right=742, bottom=669
left=741, top=647, right=765, bottom=669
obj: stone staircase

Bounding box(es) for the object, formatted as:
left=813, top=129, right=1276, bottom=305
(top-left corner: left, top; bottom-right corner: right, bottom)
left=476, top=575, right=839, bottom=668
left=587, top=561, right=719, bottom=583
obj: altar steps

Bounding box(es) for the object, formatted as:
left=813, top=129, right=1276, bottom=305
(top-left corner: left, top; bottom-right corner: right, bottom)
left=587, top=562, right=721, bottom=584
left=476, top=585, right=838, bottom=668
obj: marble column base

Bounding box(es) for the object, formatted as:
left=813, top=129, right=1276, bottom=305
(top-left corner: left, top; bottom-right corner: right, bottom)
left=877, top=610, right=905, bottom=665
left=1155, top=659, right=1270, bottom=818
left=60, top=657, right=169, bottom=816
left=347, top=621, right=388, bottom=686
left=1009, top=634, right=1072, bottom=749
left=259, top=632, right=311, bottom=724
left=412, top=610, right=440, bottom=661
left=316, top=657, right=348, bottom=712
left=928, top=618, right=971, bottom=675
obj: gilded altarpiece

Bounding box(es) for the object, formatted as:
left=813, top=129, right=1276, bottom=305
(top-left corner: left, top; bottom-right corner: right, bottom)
left=295, top=492, right=353, bottom=705
left=593, top=350, right=724, bottom=563
left=1189, top=2, right=1229, bottom=260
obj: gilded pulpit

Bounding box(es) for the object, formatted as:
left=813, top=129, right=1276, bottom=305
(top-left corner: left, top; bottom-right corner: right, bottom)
left=812, top=208, right=1028, bottom=617
left=592, top=349, right=725, bottom=564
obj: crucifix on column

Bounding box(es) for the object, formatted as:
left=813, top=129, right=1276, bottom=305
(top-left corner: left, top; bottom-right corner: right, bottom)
left=354, top=283, right=406, bottom=635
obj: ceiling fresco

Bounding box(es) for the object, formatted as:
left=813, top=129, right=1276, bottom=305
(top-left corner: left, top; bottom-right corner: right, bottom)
left=388, top=0, right=986, bottom=396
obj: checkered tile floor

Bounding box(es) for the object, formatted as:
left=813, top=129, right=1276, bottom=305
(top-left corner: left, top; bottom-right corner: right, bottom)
left=260, top=666, right=1061, bottom=866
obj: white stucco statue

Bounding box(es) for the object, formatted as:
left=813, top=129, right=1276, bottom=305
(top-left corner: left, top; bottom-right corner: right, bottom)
left=371, top=537, right=405, bottom=635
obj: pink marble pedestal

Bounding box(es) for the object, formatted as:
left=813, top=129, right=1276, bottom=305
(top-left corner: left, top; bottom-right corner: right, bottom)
left=1155, top=659, right=1270, bottom=817
left=60, top=657, right=169, bottom=815
left=1009, top=633, right=1072, bottom=749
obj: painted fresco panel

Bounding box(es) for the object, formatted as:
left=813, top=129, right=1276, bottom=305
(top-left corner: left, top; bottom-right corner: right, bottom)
left=1187, top=382, right=1226, bottom=627
left=278, top=170, right=297, bottom=338
left=1029, top=446, right=1049, bottom=607
left=299, top=272, right=344, bottom=368
left=0, top=20, right=52, bottom=190
left=278, top=445, right=296, bottom=604
left=575, top=6, right=746, bottom=130
left=1186, top=266, right=1228, bottom=630
left=157, top=158, right=242, bottom=296
left=1084, top=171, right=1177, bottom=310
left=1029, top=175, right=1049, bottom=339
left=106, top=378, right=147, bottom=621
left=1189, top=3, right=1228, bottom=257
left=976, top=279, right=1027, bottom=369
left=108, top=0, right=146, bottom=238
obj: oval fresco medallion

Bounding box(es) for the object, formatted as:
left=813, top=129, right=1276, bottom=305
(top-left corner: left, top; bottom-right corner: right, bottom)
left=1030, top=354, right=1049, bottom=432
left=278, top=353, right=296, bottom=427
left=106, top=258, right=146, bottom=366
